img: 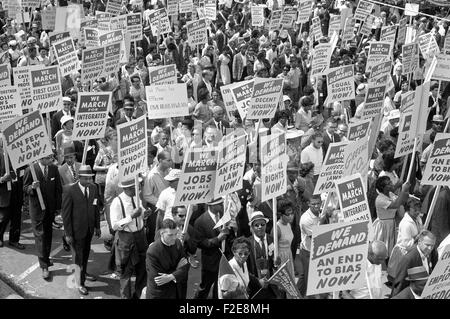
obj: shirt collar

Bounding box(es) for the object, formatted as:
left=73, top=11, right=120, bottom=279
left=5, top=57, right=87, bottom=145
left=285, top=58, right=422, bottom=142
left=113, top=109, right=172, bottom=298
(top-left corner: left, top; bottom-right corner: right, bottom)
left=253, top=234, right=266, bottom=245
left=417, top=245, right=426, bottom=260
left=410, top=287, right=422, bottom=299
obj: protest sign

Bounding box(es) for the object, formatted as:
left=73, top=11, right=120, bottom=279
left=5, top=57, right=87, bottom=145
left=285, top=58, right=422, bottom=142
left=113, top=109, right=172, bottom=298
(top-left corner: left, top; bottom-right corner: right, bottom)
left=418, top=33, right=440, bottom=60
left=433, top=54, right=450, bottom=82
left=41, top=6, right=56, bottom=31
left=102, top=41, right=122, bottom=78
left=360, top=15, right=375, bottom=37
left=354, top=0, right=374, bottom=21
left=343, top=135, right=369, bottom=184
left=174, top=147, right=217, bottom=206
left=326, top=65, right=355, bottom=104
left=98, top=30, right=127, bottom=64
left=269, top=10, right=282, bottom=32
left=146, top=83, right=189, bottom=119
left=148, top=64, right=177, bottom=85
left=335, top=173, right=371, bottom=224
left=98, top=17, right=111, bottom=32
left=260, top=132, right=287, bottom=202
left=339, top=6, right=353, bottom=31
left=2, top=110, right=53, bottom=171
left=230, top=79, right=254, bottom=120
left=428, top=0, right=450, bottom=6
left=81, top=47, right=104, bottom=83
left=422, top=245, right=450, bottom=299
left=422, top=133, right=450, bottom=186
left=380, top=25, right=397, bottom=44
left=117, top=115, right=148, bottom=183
left=313, top=142, right=347, bottom=195
left=366, top=42, right=392, bottom=73
left=251, top=5, right=264, bottom=27
left=0, top=63, right=10, bottom=87
left=311, top=17, right=323, bottom=40
left=204, top=0, right=216, bottom=21
left=400, top=90, right=415, bottom=113
left=402, top=43, right=419, bottom=75
left=368, top=60, right=391, bottom=85
left=148, top=8, right=171, bottom=35
left=54, top=4, right=83, bottom=39
left=397, top=17, right=407, bottom=45
left=307, top=220, right=369, bottom=296
left=0, top=87, right=21, bottom=124
left=281, top=7, right=297, bottom=29
left=297, top=0, right=312, bottom=24
left=13, top=66, right=37, bottom=111
left=21, top=0, right=41, bottom=8
left=347, top=119, right=371, bottom=141
left=84, top=28, right=99, bottom=48
left=220, top=83, right=238, bottom=121
left=394, top=109, right=415, bottom=158
left=341, top=17, right=355, bottom=43
left=167, top=0, right=179, bottom=16
left=29, top=65, right=62, bottom=114
left=444, top=33, right=450, bottom=55
left=214, top=134, right=246, bottom=198
left=126, top=13, right=143, bottom=41
left=186, top=19, right=207, bottom=47
left=328, top=14, right=341, bottom=37
left=72, top=92, right=111, bottom=141
left=106, top=0, right=122, bottom=16
left=179, top=0, right=193, bottom=14
left=80, top=19, right=98, bottom=39
left=311, top=43, right=331, bottom=77
left=361, top=83, right=386, bottom=120
left=247, top=78, right=283, bottom=120
left=268, top=260, right=301, bottom=299
left=52, top=38, right=80, bottom=77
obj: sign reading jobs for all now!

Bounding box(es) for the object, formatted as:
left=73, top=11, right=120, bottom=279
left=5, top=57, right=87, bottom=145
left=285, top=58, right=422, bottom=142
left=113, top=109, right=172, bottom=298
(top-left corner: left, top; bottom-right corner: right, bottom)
left=29, top=65, right=62, bottom=114
left=0, top=87, right=21, bottom=125
left=422, top=133, right=450, bottom=186
left=214, top=134, right=246, bottom=199
left=174, top=147, right=217, bottom=206
left=146, top=83, right=189, bottom=119
left=395, top=109, right=415, bottom=158
left=148, top=64, right=177, bottom=85
left=247, top=78, right=283, bottom=120
left=307, top=220, right=369, bottom=296
left=314, top=142, right=347, bottom=195
left=3, top=111, right=53, bottom=171
left=186, top=19, right=207, bottom=47
left=260, top=132, right=287, bottom=202
left=117, top=115, right=148, bottom=183
left=72, top=92, right=111, bottom=141
left=52, top=38, right=80, bottom=77
left=230, top=79, right=254, bottom=120
left=327, top=65, right=355, bottom=104
left=422, top=244, right=450, bottom=299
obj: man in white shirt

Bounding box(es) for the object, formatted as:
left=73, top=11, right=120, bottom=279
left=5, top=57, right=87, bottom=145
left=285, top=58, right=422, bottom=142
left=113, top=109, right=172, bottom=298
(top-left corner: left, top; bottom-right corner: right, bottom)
left=266, top=42, right=278, bottom=65
left=300, top=132, right=324, bottom=185
left=155, top=169, right=181, bottom=232
left=142, top=151, right=171, bottom=210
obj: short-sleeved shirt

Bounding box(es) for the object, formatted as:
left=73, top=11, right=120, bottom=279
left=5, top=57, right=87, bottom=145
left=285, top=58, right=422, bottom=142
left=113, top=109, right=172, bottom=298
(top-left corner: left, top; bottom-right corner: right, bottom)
left=301, top=144, right=323, bottom=175
left=156, top=187, right=176, bottom=221
left=375, top=192, right=397, bottom=220
left=299, top=209, right=320, bottom=252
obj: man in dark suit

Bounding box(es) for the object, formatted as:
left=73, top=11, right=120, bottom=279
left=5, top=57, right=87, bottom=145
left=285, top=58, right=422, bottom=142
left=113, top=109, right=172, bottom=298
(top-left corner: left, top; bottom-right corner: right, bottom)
left=146, top=219, right=189, bottom=299
left=391, top=230, right=436, bottom=297
left=203, top=106, right=230, bottom=141
left=61, top=165, right=101, bottom=295
left=246, top=211, right=279, bottom=299
left=391, top=65, right=404, bottom=93
left=391, top=266, right=429, bottom=299
left=322, top=118, right=341, bottom=158
left=194, top=197, right=234, bottom=299
left=51, top=96, right=74, bottom=140
left=23, top=154, right=63, bottom=280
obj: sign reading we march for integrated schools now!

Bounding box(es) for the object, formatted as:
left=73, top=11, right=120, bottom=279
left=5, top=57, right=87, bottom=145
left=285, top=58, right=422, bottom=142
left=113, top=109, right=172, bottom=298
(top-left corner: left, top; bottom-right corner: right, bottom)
left=361, top=83, right=386, bottom=120
left=72, top=92, right=111, bottom=141
left=260, top=132, right=287, bottom=202
left=422, top=133, right=450, bottom=186
left=247, top=78, right=283, bottom=120
left=29, top=65, right=62, bottom=114
left=117, top=116, right=148, bottom=183
left=52, top=38, right=80, bottom=77
left=327, top=65, right=355, bottom=104
left=146, top=84, right=189, bottom=119
left=335, top=173, right=371, bottom=224
left=214, top=134, right=246, bottom=199
left=174, top=147, right=217, bottom=206
left=307, top=220, right=369, bottom=296
left=3, top=111, right=53, bottom=171
left=313, top=142, right=347, bottom=195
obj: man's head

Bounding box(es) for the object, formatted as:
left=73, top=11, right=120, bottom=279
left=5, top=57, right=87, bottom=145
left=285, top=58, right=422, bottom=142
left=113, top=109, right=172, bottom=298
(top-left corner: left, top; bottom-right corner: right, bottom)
left=39, top=153, right=54, bottom=166
left=62, top=96, right=72, bottom=112
left=249, top=211, right=268, bottom=239
left=212, top=106, right=224, bottom=122
left=311, top=132, right=324, bottom=149
left=205, top=126, right=217, bottom=144
left=401, top=79, right=409, bottom=92
left=395, top=64, right=402, bottom=75
left=78, top=165, right=94, bottom=187
left=212, top=90, right=221, bottom=102
left=301, top=96, right=313, bottom=112
left=159, top=132, right=169, bottom=147
left=160, top=219, right=178, bottom=246
left=367, top=240, right=388, bottom=265
left=336, top=124, right=348, bottom=139
left=430, top=82, right=439, bottom=98
left=124, top=100, right=135, bottom=117
left=171, top=206, right=187, bottom=228
left=157, top=151, right=173, bottom=171
left=287, top=161, right=298, bottom=183
left=431, top=115, right=445, bottom=132
left=325, top=118, right=337, bottom=135
left=164, top=169, right=181, bottom=189
left=308, top=195, right=322, bottom=216
left=207, top=198, right=224, bottom=216
left=63, top=145, right=77, bottom=166
left=120, top=178, right=137, bottom=197
left=417, top=230, right=436, bottom=258
left=276, top=110, right=290, bottom=127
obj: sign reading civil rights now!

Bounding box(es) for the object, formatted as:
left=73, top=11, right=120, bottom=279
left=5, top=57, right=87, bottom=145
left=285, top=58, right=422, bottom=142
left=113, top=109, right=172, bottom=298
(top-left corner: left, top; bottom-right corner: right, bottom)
left=314, top=142, right=347, bottom=195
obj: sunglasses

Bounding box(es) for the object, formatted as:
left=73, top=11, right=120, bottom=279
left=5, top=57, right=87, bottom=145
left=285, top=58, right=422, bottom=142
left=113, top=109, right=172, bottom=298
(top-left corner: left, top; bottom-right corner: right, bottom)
left=178, top=214, right=186, bottom=218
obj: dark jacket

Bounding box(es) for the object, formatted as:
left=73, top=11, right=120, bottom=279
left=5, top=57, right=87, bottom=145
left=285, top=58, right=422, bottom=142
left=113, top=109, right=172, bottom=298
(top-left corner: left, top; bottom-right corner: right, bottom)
left=322, top=132, right=341, bottom=158
left=391, top=287, right=416, bottom=299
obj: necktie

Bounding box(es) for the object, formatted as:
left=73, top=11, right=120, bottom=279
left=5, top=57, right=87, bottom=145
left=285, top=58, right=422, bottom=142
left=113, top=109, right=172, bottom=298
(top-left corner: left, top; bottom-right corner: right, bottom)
left=215, top=214, right=220, bottom=224
left=44, top=166, right=48, bottom=180
left=70, top=164, right=78, bottom=182
left=261, top=239, right=267, bottom=258
left=131, top=197, right=138, bottom=230
left=84, top=187, right=88, bottom=204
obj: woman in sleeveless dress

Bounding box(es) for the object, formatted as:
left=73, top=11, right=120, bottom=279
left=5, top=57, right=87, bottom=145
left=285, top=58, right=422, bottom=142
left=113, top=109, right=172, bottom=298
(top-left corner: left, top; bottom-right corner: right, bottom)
left=273, top=199, right=295, bottom=282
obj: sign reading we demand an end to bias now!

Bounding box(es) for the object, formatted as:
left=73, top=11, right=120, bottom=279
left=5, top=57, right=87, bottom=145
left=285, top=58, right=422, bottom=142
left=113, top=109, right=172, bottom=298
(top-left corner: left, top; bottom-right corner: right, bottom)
left=422, top=133, right=450, bottom=186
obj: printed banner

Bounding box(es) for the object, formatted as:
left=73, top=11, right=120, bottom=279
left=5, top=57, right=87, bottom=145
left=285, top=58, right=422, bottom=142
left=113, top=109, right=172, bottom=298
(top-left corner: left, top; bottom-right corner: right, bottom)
left=174, top=147, right=217, bottom=205
left=422, top=133, right=450, bottom=186
left=327, top=65, right=355, bottom=104
left=251, top=5, right=264, bottom=27
left=311, top=17, right=323, bottom=40
left=167, top=0, right=179, bottom=16
left=354, top=0, right=374, bottom=21
left=394, top=109, right=415, bottom=158
left=220, top=83, right=239, bottom=121
left=307, top=220, right=369, bottom=295
left=72, top=92, right=111, bottom=141
left=397, top=17, right=408, bottom=45
left=366, top=42, right=392, bottom=73
left=311, top=43, right=331, bottom=77
left=13, top=66, right=37, bottom=111
left=29, top=65, right=62, bottom=114
left=230, top=79, right=254, bottom=120
left=117, top=115, right=148, bottom=183
left=360, top=15, right=375, bottom=37
left=3, top=110, right=53, bottom=171
left=204, top=0, right=216, bottom=21
left=84, top=28, right=99, bottom=48
left=402, top=43, right=419, bottom=75
left=260, top=132, right=287, bottom=202
left=148, top=64, right=177, bottom=85
left=52, top=38, right=80, bottom=77
left=214, top=134, right=246, bottom=198
left=98, top=29, right=127, bottom=64
left=369, top=60, right=391, bottom=85
left=41, top=6, right=56, bottom=31
left=341, top=17, right=355, bottom=43
left=0, top=63, right=10, bottom=87
left=313, top=142, right=347, bottom=195
left=422, top=245, right=450, bottom=299
left=146, top=83, right=189, bottom=119
left=0, top=87, right=21, bottom=124
left=361, top=83, right=386, bottom=120
left=328, top=14, right=341, bottom=37
left=347, top=119, right=371, bottom=141
left=81, top=47, right=103, bottom=83
left=335, top=173, right=371, bottom=223
left=186, top=19, right=207, bottom=47
left=400, top=90, right=415, bottom=113
left=102, top=41, right=122, bottom=77
left=247, top=78, right=283, bottom=120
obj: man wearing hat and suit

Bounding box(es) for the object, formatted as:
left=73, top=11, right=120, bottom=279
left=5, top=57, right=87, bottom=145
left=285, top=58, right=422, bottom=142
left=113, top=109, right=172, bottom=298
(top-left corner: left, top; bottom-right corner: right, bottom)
left=61, top=165, right=101, bottom=295
left=391, top=230, right=436, bottom=297
left=427, top=82, right=445, bottom=130
left=116, top=100, right=136, bottom=125
left=202, top=106, right=230, bottom=139
left=391, top=266, right=429, bottom=299
left=51, top=96, right=74, bottom=140
left=246, top=211, right=280, bottom=299
left=232, top=44, right=247, bottom=82
left=110, top=177, right=147, bottom=299
left=194, top=197, right=235, bottom=299
left=422, top=115, right=445, bottom=151
left=23, top=153, right=63, bottom=280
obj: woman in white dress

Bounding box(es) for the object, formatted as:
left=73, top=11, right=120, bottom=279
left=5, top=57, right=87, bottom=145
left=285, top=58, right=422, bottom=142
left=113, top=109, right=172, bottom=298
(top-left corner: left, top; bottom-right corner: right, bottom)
left=218, top=47, right=232, bottom=85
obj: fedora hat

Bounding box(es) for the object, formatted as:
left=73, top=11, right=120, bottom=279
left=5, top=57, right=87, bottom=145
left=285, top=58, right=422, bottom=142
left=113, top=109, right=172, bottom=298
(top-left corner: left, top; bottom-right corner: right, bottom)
left=406, top=266, right=429, bottom=281
left=206, top=197, right=224, bottom=206
left=432, top=115, right=445, bottom=122
left=62, top=145, right=76, bottom=157
left=118, top=177, right=143, bottom=188
left=248, top=211, right=269, bottom=227
left=78, top=165, right=94, bottom=177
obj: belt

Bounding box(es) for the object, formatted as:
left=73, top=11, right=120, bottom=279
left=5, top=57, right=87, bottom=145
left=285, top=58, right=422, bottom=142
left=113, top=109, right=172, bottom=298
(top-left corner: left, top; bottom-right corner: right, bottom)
left=118, top=228, right=144, bottom=234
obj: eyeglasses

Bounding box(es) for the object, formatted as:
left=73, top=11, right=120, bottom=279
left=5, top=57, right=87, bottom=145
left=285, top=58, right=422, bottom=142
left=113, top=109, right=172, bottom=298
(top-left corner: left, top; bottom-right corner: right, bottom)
left=178, top=214, right=186, bottom=218
left=315, top=141, right=324, bottom=144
